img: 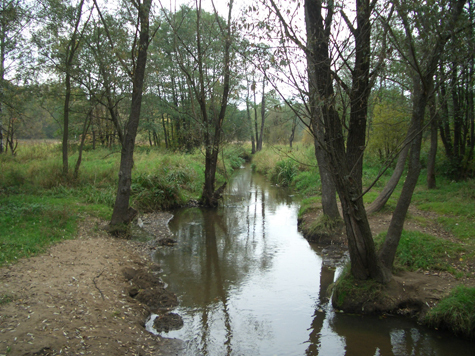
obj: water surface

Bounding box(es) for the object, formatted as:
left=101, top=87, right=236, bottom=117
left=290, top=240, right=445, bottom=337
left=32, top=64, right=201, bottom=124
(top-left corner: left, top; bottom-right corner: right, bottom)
left=153, top=166, right=474, bottom=355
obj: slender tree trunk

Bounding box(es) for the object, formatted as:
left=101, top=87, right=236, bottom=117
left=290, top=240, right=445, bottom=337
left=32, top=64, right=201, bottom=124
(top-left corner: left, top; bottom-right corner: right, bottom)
left=110, top=0, right=152, bottom=228
left=246, top=96, right=256, bottom=154
left=253, top=83, right=260, bottom=151
left=427, top=91, right=438, bottom=189
left=74, top=106, right=93, bottom=179
left=366, top=127, right=412, bottom=214
left=380, top=76, right=427, bottom=268
left=62, top=0, right=86, bottom=176
left=62, top=72, right=71, bottom=175
left=162, top=113, right=169, bottom=149
left=257, top=77, right=266, bottom=151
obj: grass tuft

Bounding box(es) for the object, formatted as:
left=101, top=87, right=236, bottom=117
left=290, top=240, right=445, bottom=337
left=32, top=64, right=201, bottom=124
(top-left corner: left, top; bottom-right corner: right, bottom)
left=425, top=285, right=475, bottom=339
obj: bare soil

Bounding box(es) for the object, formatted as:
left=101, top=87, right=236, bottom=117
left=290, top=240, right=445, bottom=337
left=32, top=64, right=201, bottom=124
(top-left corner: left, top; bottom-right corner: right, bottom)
left=0, top=213, right=184, bottom=356
left=299, top=205, right=475, bottom=320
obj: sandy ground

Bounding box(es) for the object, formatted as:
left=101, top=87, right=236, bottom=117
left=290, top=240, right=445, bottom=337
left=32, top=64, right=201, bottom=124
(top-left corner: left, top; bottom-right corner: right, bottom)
left=0, top=213, right=184, bottom=356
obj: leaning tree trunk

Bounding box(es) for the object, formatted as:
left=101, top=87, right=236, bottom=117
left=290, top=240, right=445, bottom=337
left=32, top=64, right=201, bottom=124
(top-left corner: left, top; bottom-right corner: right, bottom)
left=366, top=125, right=412, bottom=214
left=110, top=0, right=151, bottom=229
left=379, top=77, right=427, bottom=268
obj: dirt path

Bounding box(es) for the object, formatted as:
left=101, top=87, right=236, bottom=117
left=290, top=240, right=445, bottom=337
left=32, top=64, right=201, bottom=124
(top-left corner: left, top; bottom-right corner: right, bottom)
left=0, top=214, right=183, bottom=356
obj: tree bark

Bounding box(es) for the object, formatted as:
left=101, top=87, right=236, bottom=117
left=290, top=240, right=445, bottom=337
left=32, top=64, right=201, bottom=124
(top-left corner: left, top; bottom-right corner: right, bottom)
left=427, top=91, right=438, bottom=189
left=305, top=0, right=388, bottom=282
left=110, top=0, right=152, bottom=228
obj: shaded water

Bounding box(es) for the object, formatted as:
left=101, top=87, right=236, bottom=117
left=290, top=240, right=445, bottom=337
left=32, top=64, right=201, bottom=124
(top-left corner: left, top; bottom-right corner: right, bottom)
left=153, top=166, right=474, bottom=355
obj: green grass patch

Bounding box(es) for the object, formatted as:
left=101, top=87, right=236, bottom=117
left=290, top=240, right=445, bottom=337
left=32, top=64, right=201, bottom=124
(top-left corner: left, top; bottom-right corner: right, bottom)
left=375, top=230, right=467, bottom=272
left=298, top=196, right=322, bottom=218
left=0, top=294, right=14, bottom=305
left=425, top=285, right=475, bottom=339
left=412, top=177, right=475, bottom=241
left=0, top=196, right=77, bottom=267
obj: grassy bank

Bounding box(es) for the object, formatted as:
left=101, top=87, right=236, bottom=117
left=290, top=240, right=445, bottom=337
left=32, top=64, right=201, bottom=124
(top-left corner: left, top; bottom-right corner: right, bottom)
left=0, top=142, right=249, bottom=267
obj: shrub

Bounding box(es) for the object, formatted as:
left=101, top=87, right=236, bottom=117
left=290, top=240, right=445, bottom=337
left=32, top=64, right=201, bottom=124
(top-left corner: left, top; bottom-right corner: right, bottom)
left=272, top=159, right=298, bottom=187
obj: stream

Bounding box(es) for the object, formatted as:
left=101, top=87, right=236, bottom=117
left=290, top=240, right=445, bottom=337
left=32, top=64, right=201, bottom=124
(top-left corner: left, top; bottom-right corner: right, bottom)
left=151, top=165, right=474, bottom=355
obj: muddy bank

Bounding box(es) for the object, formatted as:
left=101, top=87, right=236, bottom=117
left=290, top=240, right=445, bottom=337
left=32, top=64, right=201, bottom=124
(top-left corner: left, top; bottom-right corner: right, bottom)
left=0, top=213, right=184, bottom=356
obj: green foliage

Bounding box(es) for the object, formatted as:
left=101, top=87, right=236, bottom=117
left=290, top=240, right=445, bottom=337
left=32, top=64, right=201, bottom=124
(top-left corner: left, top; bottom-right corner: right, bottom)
left=222, top=145, right=249, bottom=170
left=425, top=286, right=475, bottom=339
left=132, top=173, right=185, bottom=211
left=367, top=89, right=410, bottom=161
left=272, top=159, right=298, bottom=187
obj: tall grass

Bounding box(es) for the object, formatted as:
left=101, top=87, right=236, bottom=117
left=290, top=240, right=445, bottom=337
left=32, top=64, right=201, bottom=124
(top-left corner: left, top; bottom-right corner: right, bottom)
left=0, top=142, right=250, bottom=266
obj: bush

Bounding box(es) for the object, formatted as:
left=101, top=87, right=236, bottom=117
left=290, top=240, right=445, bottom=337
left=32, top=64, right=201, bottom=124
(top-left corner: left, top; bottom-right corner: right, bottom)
left=272, top=159, right=298, bottom=187
left=131, top=173, right=185, bottom=211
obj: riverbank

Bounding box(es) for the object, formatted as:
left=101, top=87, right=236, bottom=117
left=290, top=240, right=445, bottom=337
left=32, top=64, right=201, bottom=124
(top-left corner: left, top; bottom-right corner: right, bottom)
left=0, top=213, right=184, bottom=356
left=298, top=205, right=475, bottom=339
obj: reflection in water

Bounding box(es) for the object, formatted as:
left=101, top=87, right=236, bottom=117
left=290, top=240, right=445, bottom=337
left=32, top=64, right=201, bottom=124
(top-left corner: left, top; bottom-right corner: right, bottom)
left=153, top=166, right=474, bottom=356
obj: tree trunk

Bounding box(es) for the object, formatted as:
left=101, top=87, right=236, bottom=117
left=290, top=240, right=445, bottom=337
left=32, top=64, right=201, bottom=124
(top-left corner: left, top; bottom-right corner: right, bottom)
left=110, top=0, right=152, bottom=229
left=366, top=128, right=411, bottom=214
left=380, top=76, right=427, bottom=269
left=305, top=0, right=388, bottom=282
left=62, top=0, right=85, bottom=176
left=427, top=91, right=438, bottom=189
left=198, top=0, right=234, bottom=207
left=0, top=124, right=3, bottom=153
left=62, top=71, right=71, bottom=176
left=253, top=82, right=260, bottom=151
left=257, top=76, right=266, bottom=151
left=74, top=106, right=93, bottom=179
left=313, top=131, right=340, bottom=219
left=162, top=113, right=169, bottom=149
left=246, top=84, right=256, bottom=154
